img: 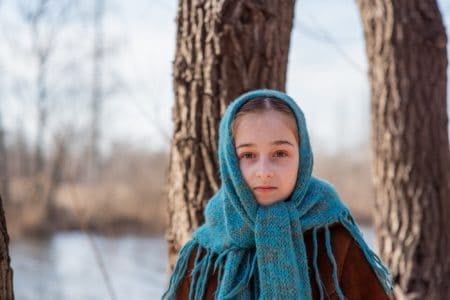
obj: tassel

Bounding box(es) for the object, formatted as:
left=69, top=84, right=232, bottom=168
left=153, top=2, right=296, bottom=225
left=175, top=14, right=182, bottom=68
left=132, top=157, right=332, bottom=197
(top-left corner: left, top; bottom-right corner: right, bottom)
left=188, top=246, right=204, bottom=300
left=324, top=225, right=345, bottom=300
left=224, top=252, right=256, bottom=298
left=194, top=250, right=215, bottom=299
left=214, top=261, right=224, bottom=299
left=247, top=253, right=257, bottom=286
left=312, top=227, right=325, bottom=300
left=214, top=248, right=232, bottom=273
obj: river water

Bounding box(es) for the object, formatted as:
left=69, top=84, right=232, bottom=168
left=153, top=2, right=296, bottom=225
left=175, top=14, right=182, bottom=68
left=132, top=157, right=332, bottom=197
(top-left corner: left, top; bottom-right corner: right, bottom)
left=10, top=226, right=375, bottom=300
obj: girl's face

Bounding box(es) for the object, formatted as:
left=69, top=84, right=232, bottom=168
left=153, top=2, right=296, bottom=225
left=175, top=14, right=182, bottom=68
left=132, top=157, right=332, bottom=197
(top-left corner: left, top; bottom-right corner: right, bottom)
left=234, top=110, right=299, bottom=206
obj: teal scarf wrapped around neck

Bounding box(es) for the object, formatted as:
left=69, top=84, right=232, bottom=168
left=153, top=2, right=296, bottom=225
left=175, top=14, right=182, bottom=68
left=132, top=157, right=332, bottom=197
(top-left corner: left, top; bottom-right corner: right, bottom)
left=163, top=89, right=392, bottom=299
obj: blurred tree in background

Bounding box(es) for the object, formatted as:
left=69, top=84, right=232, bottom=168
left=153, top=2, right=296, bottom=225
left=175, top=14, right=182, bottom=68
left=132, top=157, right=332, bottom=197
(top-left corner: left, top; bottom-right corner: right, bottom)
left=16, top=0, right=73, bottom=232
left=166, top=0, right=296, bottom=267
left=358, top=0, right=450, bottom=298
left=0, top=0, right=163, bottom=238
left=87, top=0, right=105, bottom=182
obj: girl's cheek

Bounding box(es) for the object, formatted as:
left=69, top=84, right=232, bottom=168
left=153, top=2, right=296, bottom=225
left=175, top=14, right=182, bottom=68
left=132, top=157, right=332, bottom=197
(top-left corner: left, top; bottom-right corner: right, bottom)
left=239, top=161, right=252, bottom=176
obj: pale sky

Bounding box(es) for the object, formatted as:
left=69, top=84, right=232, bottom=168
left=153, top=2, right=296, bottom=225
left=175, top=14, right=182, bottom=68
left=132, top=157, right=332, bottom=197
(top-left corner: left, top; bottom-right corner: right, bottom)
left=1, top=0, right=449, bottom=155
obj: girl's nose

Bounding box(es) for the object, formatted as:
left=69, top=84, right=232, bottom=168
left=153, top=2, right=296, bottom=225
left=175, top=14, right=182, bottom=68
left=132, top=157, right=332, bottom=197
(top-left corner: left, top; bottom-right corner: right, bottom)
left=255, top=159, right=274, bottom=179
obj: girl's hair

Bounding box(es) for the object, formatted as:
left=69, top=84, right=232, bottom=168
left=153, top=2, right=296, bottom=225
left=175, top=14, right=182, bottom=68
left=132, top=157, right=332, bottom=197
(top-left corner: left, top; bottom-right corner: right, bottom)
left=232, top=96, right=299, bottom=142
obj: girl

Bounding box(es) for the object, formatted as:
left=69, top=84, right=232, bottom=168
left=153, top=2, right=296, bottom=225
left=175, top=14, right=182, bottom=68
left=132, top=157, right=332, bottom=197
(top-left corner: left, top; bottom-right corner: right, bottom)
left=163, top=89, right=392, bottom=299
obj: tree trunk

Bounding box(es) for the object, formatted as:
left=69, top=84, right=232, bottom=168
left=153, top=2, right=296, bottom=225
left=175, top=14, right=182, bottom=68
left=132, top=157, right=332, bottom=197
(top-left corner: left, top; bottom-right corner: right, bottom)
left=357, top=1, right=450, bottom=298
left=0, top=195, right=14, bottom=299
left=167, top=0, right=295, bottom=268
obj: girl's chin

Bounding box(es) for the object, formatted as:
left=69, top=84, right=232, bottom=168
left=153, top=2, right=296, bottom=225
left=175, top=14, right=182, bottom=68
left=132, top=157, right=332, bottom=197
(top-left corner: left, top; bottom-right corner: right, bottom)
left=255, top=197, right=285, bottom=206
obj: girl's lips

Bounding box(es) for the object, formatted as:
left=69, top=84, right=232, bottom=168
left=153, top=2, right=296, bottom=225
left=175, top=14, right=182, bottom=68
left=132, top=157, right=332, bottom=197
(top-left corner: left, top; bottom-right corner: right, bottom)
left=254, top=186, right=277, bottom=192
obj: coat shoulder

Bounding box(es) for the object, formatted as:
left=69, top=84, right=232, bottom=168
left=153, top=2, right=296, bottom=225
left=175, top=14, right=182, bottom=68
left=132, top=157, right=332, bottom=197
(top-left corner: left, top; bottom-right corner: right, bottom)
left=304, top=223, right=389, bottom=299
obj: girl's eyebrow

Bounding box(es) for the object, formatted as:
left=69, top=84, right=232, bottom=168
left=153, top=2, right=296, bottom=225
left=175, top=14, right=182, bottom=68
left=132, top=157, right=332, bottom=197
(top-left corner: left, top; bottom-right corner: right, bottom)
left=236, top=143, right=254, bottom=149
left=272, top=140, right=295, bottom=147
left=236, top=140, right=294, bottom=149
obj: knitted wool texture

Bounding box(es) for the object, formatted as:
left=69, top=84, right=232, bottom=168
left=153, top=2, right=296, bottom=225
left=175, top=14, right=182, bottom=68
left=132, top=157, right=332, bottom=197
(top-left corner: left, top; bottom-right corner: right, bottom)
left=163, top=89, right=392, bottom=299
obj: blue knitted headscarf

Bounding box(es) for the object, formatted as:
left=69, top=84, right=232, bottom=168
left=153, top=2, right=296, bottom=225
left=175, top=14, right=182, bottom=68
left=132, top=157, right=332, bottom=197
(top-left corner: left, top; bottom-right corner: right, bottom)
left=163, top=89, right=392, bottom=299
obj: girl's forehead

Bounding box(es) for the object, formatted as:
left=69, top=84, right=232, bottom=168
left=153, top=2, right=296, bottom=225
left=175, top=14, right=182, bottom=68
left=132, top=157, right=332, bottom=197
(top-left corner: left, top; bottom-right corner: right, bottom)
left=235, top=110, right=294, bottom=124
left=234, top=109, right=297, bottom=124
left=233, top=111, right=299, bottom=143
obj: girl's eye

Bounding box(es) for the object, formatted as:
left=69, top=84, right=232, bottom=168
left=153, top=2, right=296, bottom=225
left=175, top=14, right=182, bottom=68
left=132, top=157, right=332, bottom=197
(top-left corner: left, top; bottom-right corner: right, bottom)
left=239, top=153, right=255, bottom=160
left=273, top=150, right=288, bottom=158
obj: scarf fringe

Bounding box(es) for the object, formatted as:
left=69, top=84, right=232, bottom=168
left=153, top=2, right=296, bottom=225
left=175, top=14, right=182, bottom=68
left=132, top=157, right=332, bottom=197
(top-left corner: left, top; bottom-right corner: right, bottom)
left=222, top=252, right=257, bottom=299
left=163, top=215, right=393, bottom=299
left=162, top=240, right=258, bottom=300
left=312, top=227, right=325, bottom=300
left=324, top=224, right=346, bottom=300
left=189, top=246, right=215, bottom=299
left=311, top=224, right=346, bottom=300
left=162, top=239, right=198, bottom=300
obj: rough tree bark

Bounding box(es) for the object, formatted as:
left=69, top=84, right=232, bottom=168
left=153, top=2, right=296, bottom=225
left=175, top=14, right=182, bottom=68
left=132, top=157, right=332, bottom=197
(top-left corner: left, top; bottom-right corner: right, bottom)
left=357, top=1, right=450, bottom=299
left=0, top=195, right=14, bottom=299
left=167, top=0, right=295, bottom=267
